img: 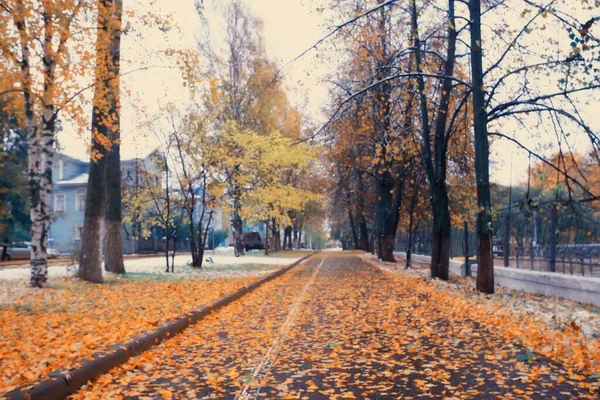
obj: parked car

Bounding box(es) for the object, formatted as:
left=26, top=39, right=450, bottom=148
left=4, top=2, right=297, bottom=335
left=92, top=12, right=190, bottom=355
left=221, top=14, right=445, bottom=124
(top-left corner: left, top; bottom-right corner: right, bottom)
left=243, top=232, right=265, bottom=251
left=5, top=243, right=30, bottom=260
left=4, top=242, right=60, bottom=261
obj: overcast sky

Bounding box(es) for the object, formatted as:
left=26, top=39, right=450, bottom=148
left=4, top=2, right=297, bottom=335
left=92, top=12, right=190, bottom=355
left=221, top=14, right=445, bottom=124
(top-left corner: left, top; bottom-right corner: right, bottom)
left=56, top=0, right=598, bottom=189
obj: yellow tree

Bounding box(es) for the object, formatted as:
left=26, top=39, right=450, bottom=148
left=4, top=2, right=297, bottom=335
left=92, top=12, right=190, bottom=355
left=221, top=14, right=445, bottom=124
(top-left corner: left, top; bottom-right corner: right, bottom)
left=199, top=0, right=318, bottom=254
left=208, top=122, right=322, bottom=254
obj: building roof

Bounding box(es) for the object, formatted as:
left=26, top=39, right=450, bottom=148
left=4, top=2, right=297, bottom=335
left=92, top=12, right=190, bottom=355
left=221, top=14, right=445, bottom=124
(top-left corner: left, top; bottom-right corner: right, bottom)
left=55, top=173, right=89, bottom=186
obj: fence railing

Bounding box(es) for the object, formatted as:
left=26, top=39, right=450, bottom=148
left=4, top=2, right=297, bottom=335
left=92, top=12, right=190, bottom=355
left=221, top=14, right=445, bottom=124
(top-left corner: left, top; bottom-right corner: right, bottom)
left=121, top=238, right=193, bottom=255
left=395, top=218, right=600, bottom=278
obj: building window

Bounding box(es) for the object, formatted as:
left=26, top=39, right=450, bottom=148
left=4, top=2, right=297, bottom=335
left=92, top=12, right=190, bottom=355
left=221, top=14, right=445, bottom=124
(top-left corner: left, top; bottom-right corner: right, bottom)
left=73, top=225, right=83, bottom=241
left=54, top=193, right=67, bottom=213
left=58, top=159, right=64, bottom=181
left=76, top=188, right=86, bottom=211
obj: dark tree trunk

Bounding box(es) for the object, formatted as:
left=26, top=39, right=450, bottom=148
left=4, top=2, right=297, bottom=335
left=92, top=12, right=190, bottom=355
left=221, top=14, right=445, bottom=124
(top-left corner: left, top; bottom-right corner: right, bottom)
left=376, top=173, right=397, bottom=262
left=355, top=173, right=370, bottom=251
left=348, top=208, right=359, bottom=250
left=80, top=0, right=124, bottom=283
left=358, top=220, right=369, bottom=251
left=411, top=0, right=456, bottom=281
left=231, top=204, right=245, bottom=257
left=103, top=0, right=124, bottom=274
left=190, top=213, right=199, bottom=267
left=264, top=220, right=269, bottom=255
left=284, top=226, right=292, bottom=250
left=469, top=0, right=494, bottom=293
left=292, top=223, right=299, bottom=249
left=406, top=232, right=413, bottom=269
left=271, top=218, right=281, bottom=252
left=430, top=184, right=451, bottom=280
left=196, top=211, right=212, bottom=269
left=79, top=144, right=105, bottom=283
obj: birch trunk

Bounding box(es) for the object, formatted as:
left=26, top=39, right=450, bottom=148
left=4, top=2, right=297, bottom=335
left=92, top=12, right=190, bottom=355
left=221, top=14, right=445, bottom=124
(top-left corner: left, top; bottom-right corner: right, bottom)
left=15, top=2, right=53, bottom=287
left=19, top=53, right=48, bottom=286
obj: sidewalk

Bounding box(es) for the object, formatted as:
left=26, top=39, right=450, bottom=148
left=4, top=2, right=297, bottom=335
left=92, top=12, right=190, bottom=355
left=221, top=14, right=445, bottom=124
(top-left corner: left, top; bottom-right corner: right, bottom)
left=71, top=252, right=597, bottom=399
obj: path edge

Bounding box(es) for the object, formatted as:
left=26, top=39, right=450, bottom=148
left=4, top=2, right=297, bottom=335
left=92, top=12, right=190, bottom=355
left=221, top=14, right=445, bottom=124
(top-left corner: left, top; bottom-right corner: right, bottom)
left=3, top=252, right=318, bottom=400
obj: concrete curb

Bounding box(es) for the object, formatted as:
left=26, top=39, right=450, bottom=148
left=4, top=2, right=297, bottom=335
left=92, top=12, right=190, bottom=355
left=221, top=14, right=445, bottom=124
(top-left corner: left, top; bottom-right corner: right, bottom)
left=394, top=251, right=600, bottom=307
left=4, top=252, right=318, bottom=400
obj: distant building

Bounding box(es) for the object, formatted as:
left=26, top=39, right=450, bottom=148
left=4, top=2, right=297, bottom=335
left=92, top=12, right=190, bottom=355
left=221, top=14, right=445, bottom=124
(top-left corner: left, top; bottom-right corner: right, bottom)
left=48, top=153, right=229, bottom=254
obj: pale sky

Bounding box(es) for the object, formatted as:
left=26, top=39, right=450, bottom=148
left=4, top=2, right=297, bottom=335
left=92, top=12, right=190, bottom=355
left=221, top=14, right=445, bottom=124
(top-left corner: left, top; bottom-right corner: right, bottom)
left=57, top=0, right=332, bottom=163
left=56, top=0, right=598, bottom=189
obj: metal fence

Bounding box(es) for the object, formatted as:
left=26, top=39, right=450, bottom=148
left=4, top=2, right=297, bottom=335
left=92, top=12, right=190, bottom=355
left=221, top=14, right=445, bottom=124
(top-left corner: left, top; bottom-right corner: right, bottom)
left=121, top=238, right=192, bottom=255
left=395, top=205, right=600, bottom=278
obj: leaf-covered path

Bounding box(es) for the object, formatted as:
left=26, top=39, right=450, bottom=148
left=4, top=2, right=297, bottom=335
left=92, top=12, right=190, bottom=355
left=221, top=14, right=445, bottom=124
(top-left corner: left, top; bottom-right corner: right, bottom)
left=73, top=252, right=597, bottom=399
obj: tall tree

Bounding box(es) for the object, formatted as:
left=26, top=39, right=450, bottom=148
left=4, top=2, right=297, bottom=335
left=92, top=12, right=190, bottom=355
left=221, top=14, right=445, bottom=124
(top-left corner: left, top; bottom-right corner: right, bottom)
left=467, top=0, right=599, bottom=292
left=410, top=0, right=461, bottom=280
left=468, top=0, right=493, bottom=292
left=79, top=0, right=123, bottom=283
left=103, top=0, right=125, bottom=274
left=2, top=0, right=90, bottom=287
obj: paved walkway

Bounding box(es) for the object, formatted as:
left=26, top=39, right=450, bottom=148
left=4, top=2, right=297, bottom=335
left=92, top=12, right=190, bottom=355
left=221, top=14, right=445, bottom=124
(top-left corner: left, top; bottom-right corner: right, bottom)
left=73, top=252, right=596, bottom=399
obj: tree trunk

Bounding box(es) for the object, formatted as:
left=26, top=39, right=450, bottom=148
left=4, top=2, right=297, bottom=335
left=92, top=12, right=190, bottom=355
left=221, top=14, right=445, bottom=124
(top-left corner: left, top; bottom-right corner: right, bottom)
left=15, top=2, right=52, bottom=287
left=376, top=174, right=397, bottom=262
left=411, top=0, right=456, bottom=282
left=406, top=232, right=413, bottom=269
left=271, top=218, right=281, bottom=252
left=469, top=0, right=494, bottom=294
left=348, top=208, right=359, bottom=250
left=104, top=0, right=125, bottom=275
left=190, top=212, right=199, bottom=267
left=80, top=0, right=126, bottom=283
left=292, top=223, right=299, bottom=249
left=358, top=219, right=369, bottom=252
left=356, top=173, right=370, bottom=251
left=231, top=208, right=245, bottom=257
left=79, top=143, right=106, bottom=283
left=170, top=235, right=176, bottom=269
left=264, top=220, right=269, bottom=255
left=284, top=226, right=293, bottom=250
left=164, top=160, right=171, bottom=272
left=196, top=210, right=213, bottom=269
left=430, top=184, right=451, bottom=280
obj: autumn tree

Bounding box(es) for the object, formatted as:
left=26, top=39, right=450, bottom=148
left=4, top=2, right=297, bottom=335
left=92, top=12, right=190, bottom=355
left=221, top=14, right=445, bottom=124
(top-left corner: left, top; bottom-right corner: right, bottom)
left=325, top=0, right=422, bottom=262
left=167, top=109, right=220, bottom=268
left=207, top=122, right=322, bottom=254
left=0, top=0, right=97, bottom=286
left=198, top=0, right=321, bottom=255
left=79, top=0, right=125, bottom=282
left=103, top=0, right=125, bottom=274
left=409, top=0, right=472, bottom=280
left=465, top=0, right=600, bottom=292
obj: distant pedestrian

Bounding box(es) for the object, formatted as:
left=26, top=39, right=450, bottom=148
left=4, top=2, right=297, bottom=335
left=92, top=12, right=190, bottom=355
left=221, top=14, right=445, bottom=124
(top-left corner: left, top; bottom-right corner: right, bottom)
left=1, top=237, right=9, bottom=262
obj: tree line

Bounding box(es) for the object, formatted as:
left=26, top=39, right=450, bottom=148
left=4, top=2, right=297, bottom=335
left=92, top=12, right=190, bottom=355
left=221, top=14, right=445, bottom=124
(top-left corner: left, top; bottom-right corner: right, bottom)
left=324, top=0, right=599, bottom=293
left=0, top=0, right=325, bottom=286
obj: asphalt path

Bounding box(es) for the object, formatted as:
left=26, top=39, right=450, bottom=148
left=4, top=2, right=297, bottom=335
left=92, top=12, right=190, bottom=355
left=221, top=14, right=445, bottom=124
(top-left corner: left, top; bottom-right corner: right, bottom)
left=72, top=252, right=597, bottom=399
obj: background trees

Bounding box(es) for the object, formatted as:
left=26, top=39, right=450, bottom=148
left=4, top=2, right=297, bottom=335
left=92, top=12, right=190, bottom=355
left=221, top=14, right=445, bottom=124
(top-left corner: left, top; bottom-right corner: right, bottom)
left=324, top=0, right=598, bottom=293
left=197, top=0, right=324, bottom=255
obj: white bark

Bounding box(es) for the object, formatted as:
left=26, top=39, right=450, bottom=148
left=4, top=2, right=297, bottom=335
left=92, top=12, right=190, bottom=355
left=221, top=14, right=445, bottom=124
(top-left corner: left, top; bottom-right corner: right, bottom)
left=15, top=2, right=50, bottom=287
